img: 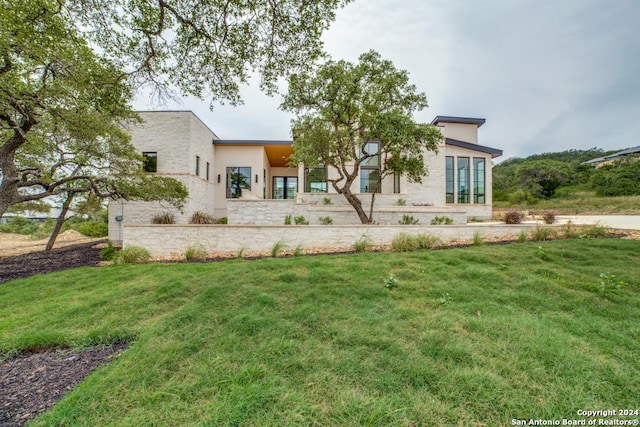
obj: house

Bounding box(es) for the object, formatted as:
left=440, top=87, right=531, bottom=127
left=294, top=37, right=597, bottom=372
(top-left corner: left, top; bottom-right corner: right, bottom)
left=108, top=111, right=502, bottom=242
left=583, top=145, right=640, bottom=166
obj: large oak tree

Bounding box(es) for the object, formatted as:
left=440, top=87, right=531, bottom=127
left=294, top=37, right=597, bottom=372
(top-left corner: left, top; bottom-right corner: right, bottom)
left=281, top=51, right=443, bottom=224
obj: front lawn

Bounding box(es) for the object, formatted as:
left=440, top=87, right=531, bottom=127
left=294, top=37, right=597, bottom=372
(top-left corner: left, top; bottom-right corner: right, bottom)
left=1, top=239, right=639, bottom=426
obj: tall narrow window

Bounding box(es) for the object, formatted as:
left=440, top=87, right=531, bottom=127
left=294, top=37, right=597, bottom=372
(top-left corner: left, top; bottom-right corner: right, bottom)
left=195, top=156, right=200, bottom=176
left=394, top=172, right=401, bottom=194
left=457, top=157, right=470, bottom=204
left=474, top=158, right=486, bottom=204
left=445, top=156, right=454, bottom=203
left=206, top=162, right=210, bottom=181
left=360, top=141, right=380, bottom=193
left=142, top=152, right=157, bottom=173
left=305, top=167, right=327, bottom=193
left=226, top=167, right=251, bottom=198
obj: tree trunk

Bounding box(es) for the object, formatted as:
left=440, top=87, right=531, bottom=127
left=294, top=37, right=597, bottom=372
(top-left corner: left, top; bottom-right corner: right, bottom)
left=46, top=193, right=74, bottom=251
left=0, top=149, right=20, bottom=219
left=342, top=189, right=371, bottom=224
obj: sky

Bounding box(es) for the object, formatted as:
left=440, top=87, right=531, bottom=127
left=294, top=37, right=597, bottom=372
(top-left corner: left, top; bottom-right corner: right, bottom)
left=133, top=0, right=640, bottom=162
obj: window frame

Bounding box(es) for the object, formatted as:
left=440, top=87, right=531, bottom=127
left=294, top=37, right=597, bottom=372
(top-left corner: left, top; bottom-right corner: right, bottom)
left=473, top=157, right=486, bottom=204
left=445, top=156, right=454, bottom=203
left=360, top=141, right=381, bottom=193
left=457, top=157, right=470, bottom=204
left=305, top=166, right=328, bottom=193
left=142, top=152, right=158, bottom=173
left=226, top=166, right=252, bottom=198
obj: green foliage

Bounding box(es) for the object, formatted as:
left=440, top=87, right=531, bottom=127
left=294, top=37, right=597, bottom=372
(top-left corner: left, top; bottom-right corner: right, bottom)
left=591, top=158, right=640, bottom=196
left=430, top=216, right=453, bottom=225
left=0, top=216, right=39, bottom=235
left=319, top=216, right=333, bottom=225
left=284, top=215, right=292, bottom=225
left=560, top=221, right=580, bottom=239
left=414, top=233, right=443, bottom=249
left=399, top=215, right=419, bottom=225
left=353, top=235, right=373, bottom=253
left=294, top=215, right=309, bottom=225
left=535, top=245, right=550, bottom=261
left=598, top=272, right=625, bottom=296
left=396, top=198, right=406, bottom=206
left=189, top=211, right=216, bottom=224
left=322, top=197, right=332, bottom=205
left=151, top=212, right=175, bottom=224
left=216, top=217, right=228, bottom=225
left=293, top=245, right=303, bottom=257
left=185, top=244, right=208, bottom=261
left=271, top=240, right=287, bottom=257
left=383, top=273, right=398, bottom=290
left=392, top=232, right=443, bottom=252
left=504, top=209, right=524, bottom=224
left=579, top=223, right=609, bottom=239
left=114, top=246, right=151, bottom=265
left=282, top=50, right=443, bottom=224
left=531, top=226, right=557, bottom=241
left=517, top=231, right=528, bottom=243
left=100, top=242, right=118, bottom=261
left=76, top=221, right=108, bottom=237
left=472, top=231, right=484, bottom=246
left=508, top=189, right=537, bottom=205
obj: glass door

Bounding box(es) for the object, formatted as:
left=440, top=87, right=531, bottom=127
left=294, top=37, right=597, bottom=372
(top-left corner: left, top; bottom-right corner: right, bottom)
left=273, top=177, right=297, bottom=199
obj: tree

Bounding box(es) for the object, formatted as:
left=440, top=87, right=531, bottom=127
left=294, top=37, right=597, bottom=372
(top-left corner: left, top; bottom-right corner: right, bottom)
left=1, top=0, right=349, bottom=219
left=515, top=160, right=573, bottom=199
left=281, top=51, right=443, bottom=224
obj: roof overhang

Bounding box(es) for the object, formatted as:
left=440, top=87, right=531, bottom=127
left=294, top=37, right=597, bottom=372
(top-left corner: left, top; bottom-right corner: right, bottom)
left=431, top=116, right=486, bottom=127
left=445, top=138, right=503, bottom=158
left=215, top=140, right=294, bottom=167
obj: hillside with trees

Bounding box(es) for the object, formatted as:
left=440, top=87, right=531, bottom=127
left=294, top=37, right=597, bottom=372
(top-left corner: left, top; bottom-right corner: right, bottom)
left=493, top=148, right=640, bottom=204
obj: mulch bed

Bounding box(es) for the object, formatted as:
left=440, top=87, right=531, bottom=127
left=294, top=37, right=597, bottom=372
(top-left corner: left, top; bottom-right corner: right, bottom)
left=0, top=342, right=128, bottom=427
left=0, top=240, right=105, bottom=285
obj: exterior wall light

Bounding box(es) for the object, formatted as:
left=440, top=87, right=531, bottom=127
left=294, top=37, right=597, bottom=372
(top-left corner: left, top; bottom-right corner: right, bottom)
left=217, top=174, right=221, bottom=183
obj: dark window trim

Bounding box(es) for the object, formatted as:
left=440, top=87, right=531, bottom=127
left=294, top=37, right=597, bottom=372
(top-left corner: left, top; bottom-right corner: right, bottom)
left=142, top=152, right=157, bottom=173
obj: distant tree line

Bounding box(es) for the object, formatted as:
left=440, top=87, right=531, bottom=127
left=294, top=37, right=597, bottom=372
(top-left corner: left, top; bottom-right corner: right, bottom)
left=493, top=148, right=640, bottom=203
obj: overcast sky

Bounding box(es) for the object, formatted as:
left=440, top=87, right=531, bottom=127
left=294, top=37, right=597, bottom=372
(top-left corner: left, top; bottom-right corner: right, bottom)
left=133, top=0, right=640, bottom=161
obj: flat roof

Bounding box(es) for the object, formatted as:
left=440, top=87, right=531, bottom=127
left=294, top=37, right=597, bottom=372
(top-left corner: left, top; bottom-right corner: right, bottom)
left=214, top=140, right=292, bottom=146
left=445, top=138, right=502, bottom=158
left=431, top=116, right=486, bottom=127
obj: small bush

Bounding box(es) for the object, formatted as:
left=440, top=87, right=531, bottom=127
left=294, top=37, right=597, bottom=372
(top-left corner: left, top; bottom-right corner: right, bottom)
left=561, top=221, right=580, bottom=239
left=517, top=231, right=528, bottom=243
left=504, top=209, right=524, bottom=224
left=353, top=235, right=373, bottom=253
left=579, top=223, right=609, bottom=238
left=322, top=197, right=332, bottom=205
left=509, top=189, right=537, bottom=205
left=294, top=244, right=303, bottom=257
left=414, top=233, right=442, bottom=249
left=271, top=240, right=287, bottom=257
left=284, top=215, right=292, bottom=225
left=430, top=216, right=453, bottom=225
left=396, top=198, right=406, bottom=206
left=541, top=211, right=556, bottom=224
left=392, top=233, right=417, bottom=252
left=598, top=272, right=625, bottom=296
left=472, top=231, right=484, bottom=246
left=115, top=246, right=151, bottom=264
left=531, top=225, right=557, bottom=241
left=0, top=216, right=39, bottom=235
left=185, top=244, right=208, bottom=260
left=383, top=273, right=398, bottom=290
left=190, top=211, right=216, bottom=224
left=76, top=221, right=108, bottom=237
left=398, top=215, right=419, bottom=225
left=100, top=242, right=118, bottom=261
left=319, top=216, right=333, bottom=225
left=216, top=217, right=228, bottom=224
left=152, top=212, right=175, bottom=224
left=294, top=215, right=309, bottom=225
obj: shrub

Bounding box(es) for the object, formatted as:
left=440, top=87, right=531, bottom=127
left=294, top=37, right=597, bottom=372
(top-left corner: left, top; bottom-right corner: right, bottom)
left=396, top=198, right=406, bottom=206
left=430, top=216, right=452, bottom=225
left=189, top=211, right=216, bottom=224
left=284, top=215, right=292, bottom=225
left=517, top=231, right=528, bottom=243
left=541, top=211, right=556, bottom=224
left=294, top=244, right=303, bottom=257
left=392, top=233, right=417, bottom=252
left=185, top=244, right=208, bottom=260
left=398, top=215, right=419, bottom=225
left=115, top=246, right=151, bottom=264
left=322, top=197, right=332, bottom=205
left=579, top=223, right=609, bottom=238
left=414, top=233, right=442, bottom=249
left=152, top=212, right=175, bottom=224
left=504, top=209, right=524, bottom=224
left=77, top=221, right=108, bottom=237
left=100, top=242, right=118, bottom=261
left=472, top=231, right=484, bottom=246
left=508, top=189, right=537, bottom=205
left=353, top=235, right=373, bottom=253
left=319, top=216, right=333, bottom=225
left=271, top=240, right=287, bottom=257
left=0, top=216, right=39, bottom=235
left=383, top=273, right=398, bottom=289
left=216, top=217, right=228, bottom=224
left=531, top=225, right=557, bottom=241
left=294, top=215, right=309, bottom=225
left=561, top=220, right=580, bottom=239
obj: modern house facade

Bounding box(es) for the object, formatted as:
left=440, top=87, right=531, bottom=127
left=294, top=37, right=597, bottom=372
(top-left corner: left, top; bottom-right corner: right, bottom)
left=108, top=111, right=502, bottom=242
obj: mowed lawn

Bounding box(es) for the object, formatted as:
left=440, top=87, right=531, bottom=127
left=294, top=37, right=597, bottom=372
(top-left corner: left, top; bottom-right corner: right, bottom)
left=1, top=239, right=639, bottom=426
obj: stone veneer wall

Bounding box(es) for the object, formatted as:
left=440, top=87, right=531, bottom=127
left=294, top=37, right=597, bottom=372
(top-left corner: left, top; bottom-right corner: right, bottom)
left=122, top=223, right=555, bottom=257
left=227, top=199, right=468, bottom=225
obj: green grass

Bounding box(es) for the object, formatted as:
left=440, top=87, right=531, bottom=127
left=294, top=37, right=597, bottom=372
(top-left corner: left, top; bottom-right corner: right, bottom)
left=494, top=193, right=640, bottom=214
left=1, top=240, right=639, bottom=426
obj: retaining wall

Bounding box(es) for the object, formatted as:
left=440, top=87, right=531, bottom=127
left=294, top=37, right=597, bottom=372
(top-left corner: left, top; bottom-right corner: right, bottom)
left=122, top=223, right=557, bottom=257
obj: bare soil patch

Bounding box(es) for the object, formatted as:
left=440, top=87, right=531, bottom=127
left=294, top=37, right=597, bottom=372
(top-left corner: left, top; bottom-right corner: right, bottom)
left=0, top=230, right=100, bottom=258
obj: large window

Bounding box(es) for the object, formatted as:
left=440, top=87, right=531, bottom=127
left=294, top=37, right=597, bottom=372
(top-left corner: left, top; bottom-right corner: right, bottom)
left=226, top=167, right=251, bottom=198
left=457, top=157, right=470, bottom=203
left=305, top=167, right=327, bottom=193
left=360, top=141, right=380, bottom=193
left=142, top=152, right=157, bottom=173
left=445, top=156, right=454, bottom=203
left=474, top=158, right=486, bottom=204
left=273, top=177, right=298, bottom=199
